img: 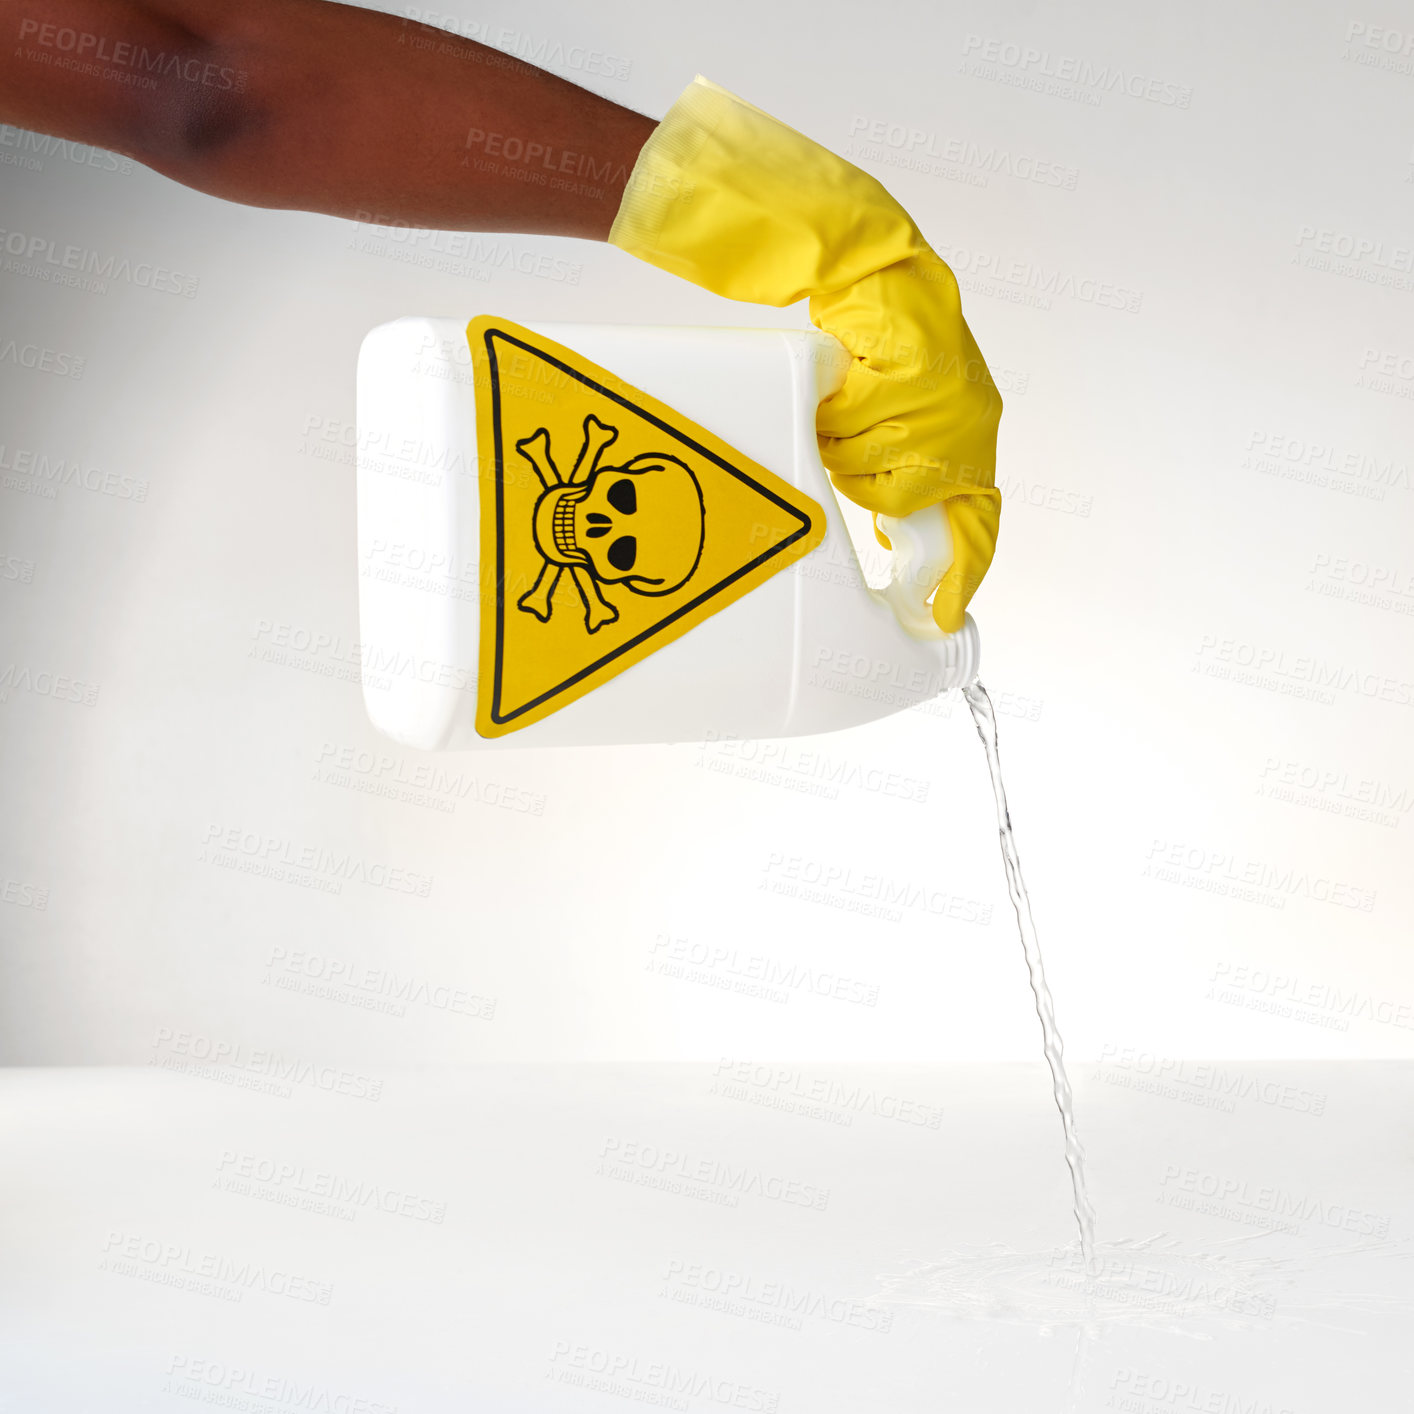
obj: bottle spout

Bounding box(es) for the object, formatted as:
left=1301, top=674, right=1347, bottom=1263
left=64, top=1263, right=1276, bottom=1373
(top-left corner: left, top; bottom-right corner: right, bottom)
left=939, top=613, right=982, bottom=691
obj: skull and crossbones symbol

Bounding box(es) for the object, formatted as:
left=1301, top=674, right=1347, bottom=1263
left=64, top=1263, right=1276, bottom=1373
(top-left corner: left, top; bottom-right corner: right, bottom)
left=514, top=413, right=705, bottom=633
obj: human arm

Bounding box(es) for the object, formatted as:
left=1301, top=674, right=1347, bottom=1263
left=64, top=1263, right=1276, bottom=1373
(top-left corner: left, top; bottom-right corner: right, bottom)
left=0, top=0, right=656, bottom=238
left=2, top=6, right=1003, bottom=628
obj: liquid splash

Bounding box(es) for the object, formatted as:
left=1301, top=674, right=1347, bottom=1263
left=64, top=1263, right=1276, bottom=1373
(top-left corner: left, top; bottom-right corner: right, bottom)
left=873, top=1232, right=1414, bottom=1334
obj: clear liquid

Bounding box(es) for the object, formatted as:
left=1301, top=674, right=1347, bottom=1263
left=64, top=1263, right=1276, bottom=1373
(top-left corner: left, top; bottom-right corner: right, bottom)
left=964, top=679, right=1098, bottom=1267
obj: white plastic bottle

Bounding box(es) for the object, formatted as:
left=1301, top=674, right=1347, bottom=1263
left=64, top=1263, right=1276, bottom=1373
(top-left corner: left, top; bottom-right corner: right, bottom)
left=355, top=315, right=979, bottom=750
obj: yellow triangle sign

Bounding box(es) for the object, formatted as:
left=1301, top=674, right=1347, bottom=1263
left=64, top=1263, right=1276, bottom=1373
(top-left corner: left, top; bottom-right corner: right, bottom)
left=467, top=317, right=825, bottom=738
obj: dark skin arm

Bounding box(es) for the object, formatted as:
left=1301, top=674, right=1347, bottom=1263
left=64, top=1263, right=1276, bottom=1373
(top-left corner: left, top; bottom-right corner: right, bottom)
left=0, top=0, right=659, bottom=239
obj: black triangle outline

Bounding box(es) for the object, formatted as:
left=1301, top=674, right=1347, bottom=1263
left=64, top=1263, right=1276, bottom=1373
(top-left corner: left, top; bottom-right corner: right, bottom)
left=484, top=325, right=817, bottom=726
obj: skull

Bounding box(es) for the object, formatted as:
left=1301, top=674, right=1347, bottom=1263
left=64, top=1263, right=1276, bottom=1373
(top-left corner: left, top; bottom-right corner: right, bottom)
left=564, top=453, right=704, bottom=594
left=517, top=417, right=707, bottom=633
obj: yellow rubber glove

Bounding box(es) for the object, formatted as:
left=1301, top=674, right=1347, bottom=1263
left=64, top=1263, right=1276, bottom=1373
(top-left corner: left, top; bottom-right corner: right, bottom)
left=608, top=74, right=1003, bottom=634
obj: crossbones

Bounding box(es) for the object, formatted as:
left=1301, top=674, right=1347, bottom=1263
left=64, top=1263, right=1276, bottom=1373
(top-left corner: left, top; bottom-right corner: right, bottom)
left=515, top=414, right=622, bottom=632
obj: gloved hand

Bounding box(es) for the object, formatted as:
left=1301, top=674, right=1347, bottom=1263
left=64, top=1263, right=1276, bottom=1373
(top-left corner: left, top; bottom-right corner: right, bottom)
left=607, top=74, right=1003, bottom=635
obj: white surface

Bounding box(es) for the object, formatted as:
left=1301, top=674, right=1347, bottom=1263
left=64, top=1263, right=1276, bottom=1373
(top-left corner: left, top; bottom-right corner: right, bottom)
left=1, top=0, right=1412, bottom=1063
left=2, top=1063, right=1411, bottom=1411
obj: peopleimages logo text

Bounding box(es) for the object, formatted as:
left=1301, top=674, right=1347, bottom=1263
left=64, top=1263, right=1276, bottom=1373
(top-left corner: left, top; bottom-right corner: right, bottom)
left=17, top=19, right=247, bottom=90
left=960, top=34, right=1193, bottom=107
left=0, top=227, right=199, bottom=297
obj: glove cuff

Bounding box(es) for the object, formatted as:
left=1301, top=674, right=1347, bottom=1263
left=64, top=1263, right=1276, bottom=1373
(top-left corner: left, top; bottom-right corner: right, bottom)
left=609, top=75, right=923, bottom=304
left=607, top=74, right=725, bottom=267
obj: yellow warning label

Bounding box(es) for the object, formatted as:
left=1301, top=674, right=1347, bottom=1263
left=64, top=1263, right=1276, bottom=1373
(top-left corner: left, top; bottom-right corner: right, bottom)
left=468, top=317, right=825, bottom=737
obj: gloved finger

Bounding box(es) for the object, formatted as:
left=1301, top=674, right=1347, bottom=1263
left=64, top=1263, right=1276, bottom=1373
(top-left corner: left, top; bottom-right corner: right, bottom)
left=810, top=257, right=1003, bottom=519
left=810, top=252, right=977, bottom=405
left=927, top=491, right=1001, bottom=635
left=819, top=389, right=1000, bottom=520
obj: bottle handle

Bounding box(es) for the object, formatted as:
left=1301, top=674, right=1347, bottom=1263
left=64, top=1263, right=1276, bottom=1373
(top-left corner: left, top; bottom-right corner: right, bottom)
left=800, top=331, right=978, bottom=673
left=876, top=504, right=952, bottom=640
left=875, top=504, right=982, bottom=686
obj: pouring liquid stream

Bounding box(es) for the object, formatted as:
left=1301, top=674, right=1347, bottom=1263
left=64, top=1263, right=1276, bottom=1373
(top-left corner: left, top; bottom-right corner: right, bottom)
left=964, top=679, right=1098, bottom=1268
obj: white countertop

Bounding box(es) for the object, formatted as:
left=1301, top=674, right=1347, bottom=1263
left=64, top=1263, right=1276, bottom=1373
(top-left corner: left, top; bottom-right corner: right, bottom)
left=2, top=1060, right=1410, bottom=1412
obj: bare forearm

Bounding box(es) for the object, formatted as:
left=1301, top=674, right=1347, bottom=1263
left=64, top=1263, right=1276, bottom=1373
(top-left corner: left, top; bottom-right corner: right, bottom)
left=0, top=0, right=659, bottom=239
